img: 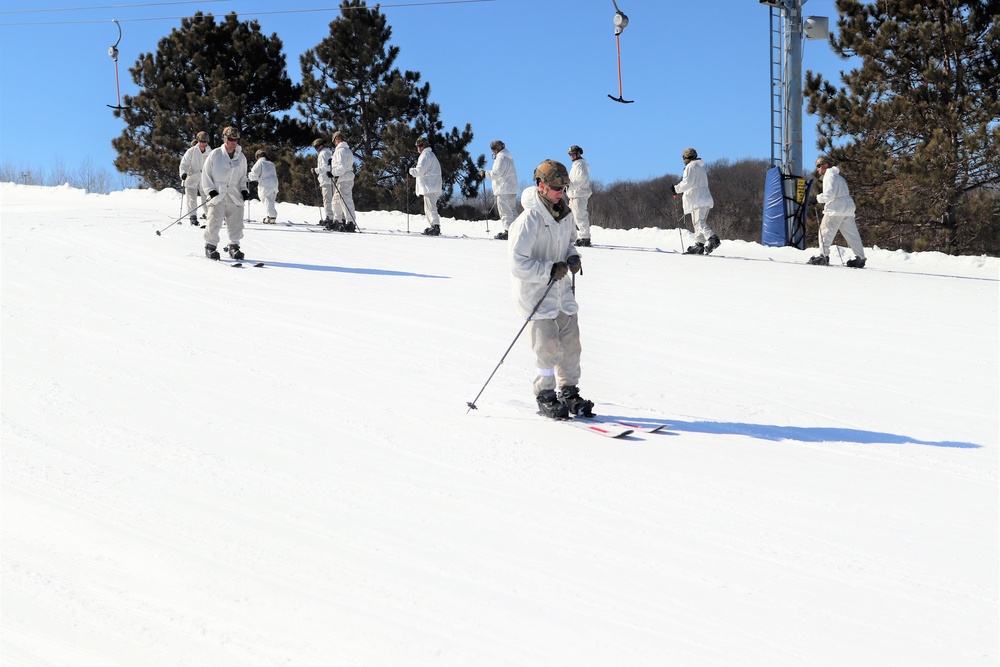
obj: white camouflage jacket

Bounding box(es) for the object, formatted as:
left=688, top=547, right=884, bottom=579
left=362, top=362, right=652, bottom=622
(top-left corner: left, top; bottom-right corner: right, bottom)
left=200, top=144, right=248, bottom=207
left=508, top=187, right=580, bottom=320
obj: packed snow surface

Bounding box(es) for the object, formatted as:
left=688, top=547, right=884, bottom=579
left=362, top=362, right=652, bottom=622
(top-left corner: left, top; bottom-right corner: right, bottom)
left=2, top=183, right=998, bottom=664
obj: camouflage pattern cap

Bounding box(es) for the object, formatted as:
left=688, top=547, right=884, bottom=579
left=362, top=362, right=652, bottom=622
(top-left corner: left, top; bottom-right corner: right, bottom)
left=533, top=159, right=570, bottom=187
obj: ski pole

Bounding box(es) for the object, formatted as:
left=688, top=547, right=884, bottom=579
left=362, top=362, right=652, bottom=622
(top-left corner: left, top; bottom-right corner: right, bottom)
left=481, top=179, right=491, bottom=235
left=466, top=279, right=557, bottom=413
left=405, top=171, right=410, bottom=234
left=179, top=178, right=185, bottom=219
left=156, top=199, right=210, bottom=236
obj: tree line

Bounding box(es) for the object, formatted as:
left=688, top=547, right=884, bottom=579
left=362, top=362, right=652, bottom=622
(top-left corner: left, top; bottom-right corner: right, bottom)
left=113, top=0, right=482, bottom=219
left=107, top=0, right=998, bottom=255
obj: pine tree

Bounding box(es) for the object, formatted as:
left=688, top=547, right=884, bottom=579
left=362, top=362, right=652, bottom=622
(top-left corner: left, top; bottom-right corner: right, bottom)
left=804, top=0, right=1000, bottom=254
left=298, top=0, right=483, bottom=213
left=113, top=12, right=306, bottom=191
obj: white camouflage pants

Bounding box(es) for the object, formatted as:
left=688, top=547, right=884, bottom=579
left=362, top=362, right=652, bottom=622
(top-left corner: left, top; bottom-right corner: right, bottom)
left=259, top=188, right=278, bottom=220
left=570, top=196, right=591, bottom=239
left=320, top=182, right=335, bottom=221
left=819, top=214, right=866, bottom=259
left=333, top=178, right=356, bottom=223
left=691, top=206, right=715, bottom=243
left=528, top=311, right=582, bottom=395
left=183, top=181, right=205, bottom=218
left=422, top=193, right=441, bottom=227
left=204, top=198, right=244, bottom=248
left=497, top=194, right=517, bottom=231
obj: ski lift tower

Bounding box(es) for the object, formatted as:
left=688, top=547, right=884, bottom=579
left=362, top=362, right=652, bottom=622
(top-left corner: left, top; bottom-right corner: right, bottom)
left=759, top=0, right=828, bottom=249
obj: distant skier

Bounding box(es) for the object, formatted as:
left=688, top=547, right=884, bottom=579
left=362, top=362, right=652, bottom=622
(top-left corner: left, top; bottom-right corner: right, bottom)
left=508, top=159, right=592, bottom=420
left=249, top=150, right=279, bottom=224
left=201, top=126, right=250, bottom=260
left=479, top=140, right=518, bottom=240
left=179, top=131, right=210, bottom=224
left=409, top=137, right=443, bottom=236
left=809, top=156, right=866, bottom=268
left=329, top=131, right=357, bottom=232
left=672, top=147, right=720, bottom=255
left=312, top=137, right=335, bottom=226
left=567, top=145, right=593, bottom=247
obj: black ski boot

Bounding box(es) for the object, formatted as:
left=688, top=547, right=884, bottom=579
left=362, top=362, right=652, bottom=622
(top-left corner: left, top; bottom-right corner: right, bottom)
left=205, top=244, right=220, bottom=260
left=227, top=244, right=244, bottom=260
left=558, top=385, right=595, bottom=418
left=575, top=237, right=591, bottom=247
left=537, top=389, right=570, bottom=420
left=846, top=256, right=866, bottom=268
left=422, top=224, right=441, bottom=236
left=494, top=230, right=508, bottom=240
left=705, top=235, right=721, bottom=254
left=685, top=242, right=705, bottom=255
left=343, top=221, right=356, bottom=233
left=807, top=254, right=830, bottom=265
left=189, top=215, right=199, bottom=226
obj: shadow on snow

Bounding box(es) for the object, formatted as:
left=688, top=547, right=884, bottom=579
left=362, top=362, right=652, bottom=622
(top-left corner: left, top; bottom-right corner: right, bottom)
left=256, top=260, right=448, bottom=278
left=599, top=413, right=982, bottom=449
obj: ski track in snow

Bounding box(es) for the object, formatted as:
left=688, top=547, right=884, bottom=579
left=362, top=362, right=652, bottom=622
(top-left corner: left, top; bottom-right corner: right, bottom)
left=1, top=183, right=998, bottom=664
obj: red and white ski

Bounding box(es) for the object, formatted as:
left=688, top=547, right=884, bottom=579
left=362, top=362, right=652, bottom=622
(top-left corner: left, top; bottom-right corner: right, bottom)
left=568, top=418, right=634, bottom=438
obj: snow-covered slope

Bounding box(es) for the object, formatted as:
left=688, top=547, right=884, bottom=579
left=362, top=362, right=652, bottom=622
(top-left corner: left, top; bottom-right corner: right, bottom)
left=2, top=183, right=998, bottom=664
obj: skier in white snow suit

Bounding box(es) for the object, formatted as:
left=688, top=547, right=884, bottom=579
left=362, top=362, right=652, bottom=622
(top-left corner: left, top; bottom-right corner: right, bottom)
left=480, top=140, right=518, bottom=240
left=409, top=137, right=443, bottom=235
left=312, top=137, right=335, bottom=225
left=508, top=159, right=592, bottom=420
left=329, top=131, right=357, bottom=231
left=179, top=131, right=210, bottom=224
left=809, top=156, right=866, bottom=268
left=201, top=126, right=249, bottom=260
left=567, top=145, right=593, bottom=247
left=249, top=150, right=279, bottom=224
left=673, top=147, right=720, bottom=255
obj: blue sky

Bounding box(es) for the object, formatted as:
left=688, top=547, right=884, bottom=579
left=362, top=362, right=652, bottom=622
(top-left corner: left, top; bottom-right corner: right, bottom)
left=0, top=0, right=852, bottom=185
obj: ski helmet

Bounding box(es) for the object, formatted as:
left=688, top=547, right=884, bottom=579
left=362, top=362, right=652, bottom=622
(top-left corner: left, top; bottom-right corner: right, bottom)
left=568, top=145, right=583, bottom=156
left=682, top=147, right=698, bottom=160
left=415, top=137, right=429, bottom=149
left=312, top=137, right=326, bottom=148
left=222, top=126, right=241, bottom=140
left=332, top=131, right=345, bottom=143
left=816, top=155, right=832, bottom=167
left=533, top=159, right=570, bottom=187
left=255, top=150, right=266, bottom=160
left=195, top=131, right=209, bottom=143
left=489, top=140, right=505, bottom=151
